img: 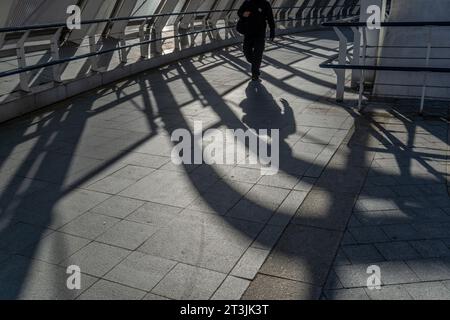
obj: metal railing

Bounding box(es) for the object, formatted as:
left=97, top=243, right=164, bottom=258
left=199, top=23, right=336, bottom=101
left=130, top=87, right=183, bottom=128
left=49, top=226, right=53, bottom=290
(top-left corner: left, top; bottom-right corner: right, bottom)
left=320, top=20, right=450, bottom=113
left=0, top=5, right=355, bottom=33
left=0, top=3, right=359, bottom=93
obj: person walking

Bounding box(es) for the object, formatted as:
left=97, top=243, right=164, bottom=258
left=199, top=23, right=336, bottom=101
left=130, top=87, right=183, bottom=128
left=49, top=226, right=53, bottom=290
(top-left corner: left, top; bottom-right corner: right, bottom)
left=238, top=0, right=276, bottom=81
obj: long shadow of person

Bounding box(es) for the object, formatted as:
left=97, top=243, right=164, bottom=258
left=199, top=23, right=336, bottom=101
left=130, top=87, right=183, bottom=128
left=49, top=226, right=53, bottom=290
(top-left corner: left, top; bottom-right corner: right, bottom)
left=240, top=81, right=293, bottom=130
left=239, top=81, right=297, bottom=174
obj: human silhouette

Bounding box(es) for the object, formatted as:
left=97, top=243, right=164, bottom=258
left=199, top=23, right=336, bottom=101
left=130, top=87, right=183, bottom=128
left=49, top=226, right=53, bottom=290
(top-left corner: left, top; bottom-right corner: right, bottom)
left=238, top=0, right=275, bottom=81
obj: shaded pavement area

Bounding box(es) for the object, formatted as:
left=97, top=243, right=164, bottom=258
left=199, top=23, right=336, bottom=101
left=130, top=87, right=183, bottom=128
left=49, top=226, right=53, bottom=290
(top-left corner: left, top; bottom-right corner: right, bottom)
left=0, top=29, right=449, bottom=299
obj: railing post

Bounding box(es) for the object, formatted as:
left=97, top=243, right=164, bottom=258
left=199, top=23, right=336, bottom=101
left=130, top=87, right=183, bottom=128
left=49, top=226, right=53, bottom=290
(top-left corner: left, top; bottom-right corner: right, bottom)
left=119, top=33, right=128, bottom=63
left=173, top=20, right=181, bottom=52
left=189, top=21, right=197, bottom=47
left=287, top=8, right=294, bottom=28
left=51, top=27, right=63, bottom=83
left=339, top=7, right=345, bottom=19
left=174, top=12, right=188, bottom=52
left=89, top=35, right=100, bottom=72
left=151, top=27, right=163, bottom=55
left=201, top=16, right=209, bottom=44
left=358, top=28, right=368, bottom=109
left=317, top=8, right=322, bottom=25
left=16, top=31, right=31, bottom=92
left=334, top=27, right=348, bottom=102
left=211, top=20, right=220, bottom=41
left=301, top=10, right=308, bottom=27
left=346, top=7, right=352, bottom=17
left=139, top=19, right=149, bottom=58
left=420, top=26, right=432, bottom=115
left=333, top=7, right=340, bottom=20
left=351, top=27, right=361, bottom=87
left=224, top=15, right=231, bottom=39
left=310, top=8, right=316, bottom=26
left=0, top=33, right=5, bottom=50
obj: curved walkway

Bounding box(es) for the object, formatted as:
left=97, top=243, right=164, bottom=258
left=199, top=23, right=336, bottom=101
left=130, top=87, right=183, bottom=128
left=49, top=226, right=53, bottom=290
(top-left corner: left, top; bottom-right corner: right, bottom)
left=0, top=29, right=449, bottom=300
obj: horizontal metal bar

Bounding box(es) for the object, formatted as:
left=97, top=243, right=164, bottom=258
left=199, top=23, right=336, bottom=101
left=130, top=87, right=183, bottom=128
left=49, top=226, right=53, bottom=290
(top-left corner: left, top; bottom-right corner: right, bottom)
left=277, top=14, right=354, bottom=23
left=0, top=9, right=236, bottom=33
left=324, top=21, right=450, bottom=27
left=319, top=62, right=450, bottom=73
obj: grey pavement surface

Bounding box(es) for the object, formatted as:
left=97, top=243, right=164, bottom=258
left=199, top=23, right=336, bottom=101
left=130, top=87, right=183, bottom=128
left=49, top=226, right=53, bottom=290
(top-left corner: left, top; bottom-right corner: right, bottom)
left=246, top=100, right=450, bottom=299
left=320, top=103, right=450, bottom=300
left=0, top=29, right=449, bottom=300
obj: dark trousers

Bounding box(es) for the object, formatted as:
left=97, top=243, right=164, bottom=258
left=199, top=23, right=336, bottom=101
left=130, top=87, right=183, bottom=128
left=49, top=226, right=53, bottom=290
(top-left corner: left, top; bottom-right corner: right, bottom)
left=243, top=36, right=265, bottom=77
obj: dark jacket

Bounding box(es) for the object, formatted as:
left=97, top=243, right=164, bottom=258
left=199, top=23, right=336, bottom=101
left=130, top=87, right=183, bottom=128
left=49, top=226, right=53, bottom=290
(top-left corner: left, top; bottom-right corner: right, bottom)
left=238, top=0, right=275, bottom=38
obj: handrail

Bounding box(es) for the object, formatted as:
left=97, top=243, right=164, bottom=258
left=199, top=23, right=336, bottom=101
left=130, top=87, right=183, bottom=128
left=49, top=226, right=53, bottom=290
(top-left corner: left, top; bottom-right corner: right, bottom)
left=320, top=61, right=450, bottom=114
left=0, top=25, right=233, bottom=78
left=0, top=3, right=360, bottom=98
left=0, top=9, right=235, bottom=33
left=319, top=63, right=450, bottom=73
left=0, top=5, right=352, bottom=34
left=321, top=17, right=450, bottom=113
left=324, top=21, right=450, bottom=27
left=0, top=3, right=361, bottom=79
left=0, top=14, right=320, bottom=78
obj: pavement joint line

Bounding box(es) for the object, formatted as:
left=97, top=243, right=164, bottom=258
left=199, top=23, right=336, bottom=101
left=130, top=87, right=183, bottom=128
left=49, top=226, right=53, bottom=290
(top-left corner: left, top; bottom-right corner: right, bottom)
left=254, top=271, right=323, bottom=286
left=144, top=260, right=180, bottom=297
left=326, top=278, right=450, bottom=289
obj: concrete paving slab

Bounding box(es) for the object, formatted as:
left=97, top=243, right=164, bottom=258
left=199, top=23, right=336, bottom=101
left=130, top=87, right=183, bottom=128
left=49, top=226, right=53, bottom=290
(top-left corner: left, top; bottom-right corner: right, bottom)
left=138, top=210, right=263, bottom=273
left=119, top=170, right=201, bottom=207
left=125, top=201, right=183, bottom=227
left=152, top=263, right=226, bottom=300
left=78, top=279, right=146, bottom=300
left=404, top=282, right=450, bottom=300
left=104, top=252, right=176, bottom=292
left=0, top=255, right=97, bottom=299
left=365, top=285, right=412, bottom=300
left=258, top=224, right=341, bottom=286
left=96, top=220, right=158, bottom=250
left=90, top=195, right=145, bottom=219
left=405, top=259, right=450, bottom=282
left=231, top=248, right=270, bottom=280
left=292, top=190, right=356, bottom=231
left=59, top=212, right=120, bottom=240
left=60, top=242, right=130, bottom=277
left=375, top=242, right=421, bottom=261
left=20, top=231, right=90, bottom=264
left=324, top=288, right=370, bottom=300
left=242, top=274, right=321, bottom=300
left=341, top=244, right=385, bottom=264
left=211, top=276, right=250, bottom=300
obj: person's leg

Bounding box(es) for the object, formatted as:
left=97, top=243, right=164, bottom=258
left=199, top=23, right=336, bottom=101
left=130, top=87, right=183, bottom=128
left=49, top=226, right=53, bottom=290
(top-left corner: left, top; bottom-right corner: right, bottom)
left=243, top=36, right=254, bottom=64
left=251, top=37, right=266, bottom=78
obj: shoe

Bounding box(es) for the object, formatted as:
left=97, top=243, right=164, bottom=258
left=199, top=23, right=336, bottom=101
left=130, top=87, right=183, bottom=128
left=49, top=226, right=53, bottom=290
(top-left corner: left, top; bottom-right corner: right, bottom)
left=251, top=75, right=260, bottom=81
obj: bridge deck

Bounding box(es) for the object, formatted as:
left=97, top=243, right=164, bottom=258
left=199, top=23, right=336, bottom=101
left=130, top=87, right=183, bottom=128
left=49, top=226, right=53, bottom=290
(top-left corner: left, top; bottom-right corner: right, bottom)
left=0, top=30, right=449, bottom=300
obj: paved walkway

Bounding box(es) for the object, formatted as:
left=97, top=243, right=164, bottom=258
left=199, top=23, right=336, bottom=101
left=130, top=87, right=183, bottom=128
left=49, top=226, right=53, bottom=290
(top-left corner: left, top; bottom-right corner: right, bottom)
left=321, top=104, right=450, bottom=300
left=245, top=102, right=450, bottom=300
left=0, top=29, right=449, bottom=300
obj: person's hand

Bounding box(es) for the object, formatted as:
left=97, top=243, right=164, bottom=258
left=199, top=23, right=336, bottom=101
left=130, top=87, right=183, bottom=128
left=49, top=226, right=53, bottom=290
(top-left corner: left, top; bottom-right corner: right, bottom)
left=243, top=11, right=251, bottom=17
